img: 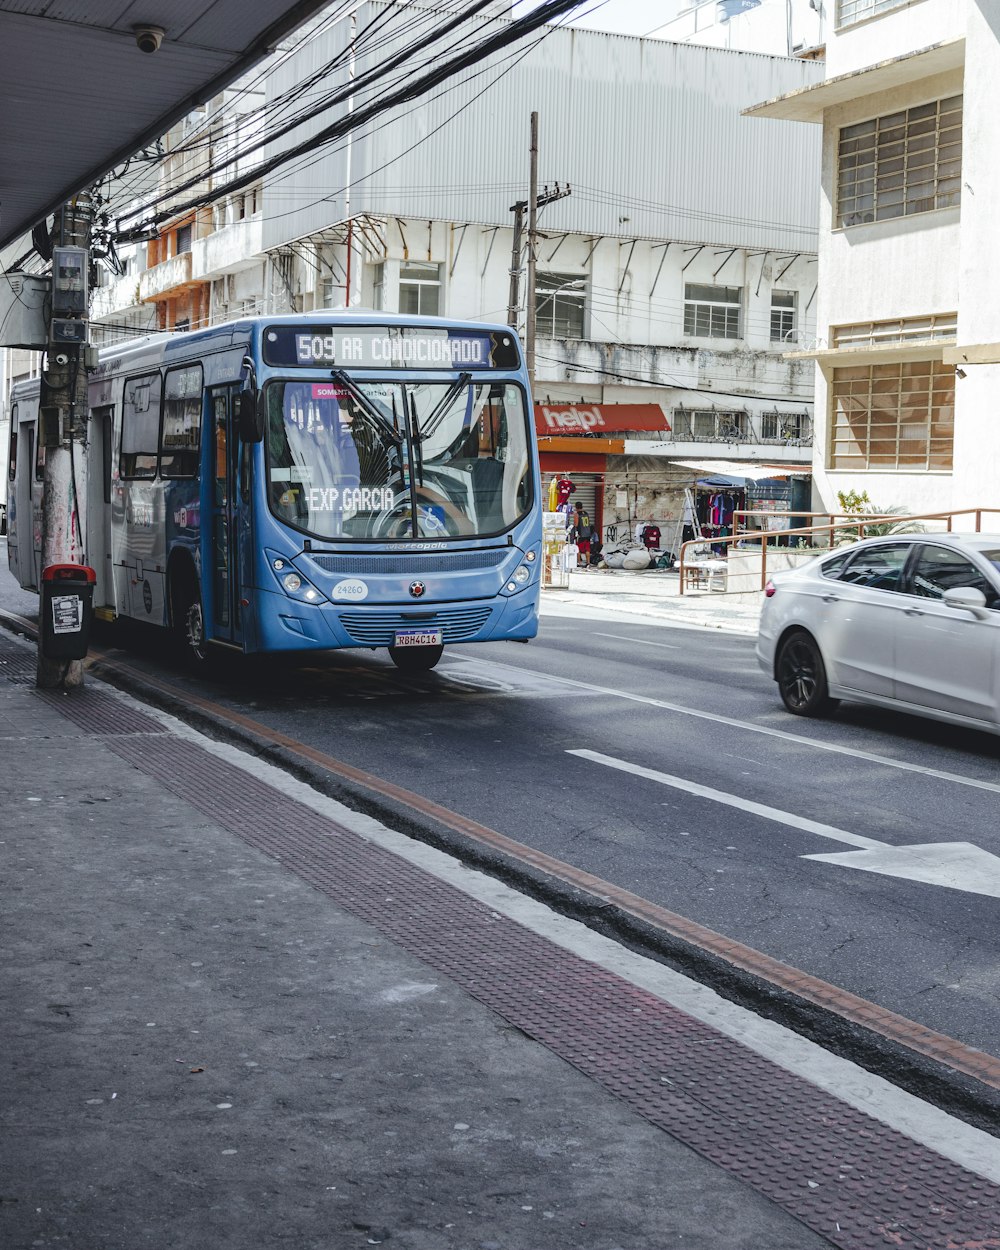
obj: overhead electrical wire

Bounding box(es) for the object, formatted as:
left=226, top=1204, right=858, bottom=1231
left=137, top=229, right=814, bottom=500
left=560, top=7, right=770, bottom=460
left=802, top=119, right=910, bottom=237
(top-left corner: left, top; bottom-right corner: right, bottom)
left=114, top=0, right=530, bottom=226
left=101, top=0, right=491, bottom=215
left=116, top=0, right=593, bottom=241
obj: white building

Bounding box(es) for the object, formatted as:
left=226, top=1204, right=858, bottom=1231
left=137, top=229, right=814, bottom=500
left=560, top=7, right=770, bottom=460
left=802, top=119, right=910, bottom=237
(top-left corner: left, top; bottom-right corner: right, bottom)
left=749, top=0, right=996, bottom=519
left=653, top=0, right=826, bottom=59
left=95, top=4, right=823, bottom=535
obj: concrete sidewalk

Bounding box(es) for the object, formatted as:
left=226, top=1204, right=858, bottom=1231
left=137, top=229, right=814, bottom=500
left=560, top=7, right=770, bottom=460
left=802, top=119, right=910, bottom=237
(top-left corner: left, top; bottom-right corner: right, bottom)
left=541, top=567, right=764, bottom=634
left=3, top=623, right=1000, bottom=1250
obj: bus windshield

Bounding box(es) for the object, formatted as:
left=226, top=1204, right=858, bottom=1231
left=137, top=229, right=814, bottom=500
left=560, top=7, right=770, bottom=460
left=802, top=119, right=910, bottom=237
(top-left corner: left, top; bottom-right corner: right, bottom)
left=265, top=377, right=532, bottom=541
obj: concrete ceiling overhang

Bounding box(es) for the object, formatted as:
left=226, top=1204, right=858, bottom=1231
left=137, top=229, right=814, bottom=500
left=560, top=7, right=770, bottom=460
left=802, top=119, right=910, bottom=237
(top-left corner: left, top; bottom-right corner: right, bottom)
left=0, top=0, right=332, bottom=251
left=743, top=39, right=965, bottom=123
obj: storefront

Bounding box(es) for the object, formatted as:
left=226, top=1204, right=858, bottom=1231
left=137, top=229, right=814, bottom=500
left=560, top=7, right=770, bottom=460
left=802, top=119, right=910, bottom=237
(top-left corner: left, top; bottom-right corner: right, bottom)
left=535, top=403, right=670, bottom=537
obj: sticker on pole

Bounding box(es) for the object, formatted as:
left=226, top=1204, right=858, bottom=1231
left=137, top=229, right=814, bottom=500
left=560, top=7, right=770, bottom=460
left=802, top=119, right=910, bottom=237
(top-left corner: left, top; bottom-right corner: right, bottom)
left=51, top=594, right=83, bottom=634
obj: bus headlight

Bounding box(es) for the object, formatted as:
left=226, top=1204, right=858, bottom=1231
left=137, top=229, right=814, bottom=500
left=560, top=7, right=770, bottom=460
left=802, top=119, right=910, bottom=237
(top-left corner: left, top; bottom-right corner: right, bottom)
left=266, top=549, right=327, bottom=604
left=513, top=564, right=531, bottom=585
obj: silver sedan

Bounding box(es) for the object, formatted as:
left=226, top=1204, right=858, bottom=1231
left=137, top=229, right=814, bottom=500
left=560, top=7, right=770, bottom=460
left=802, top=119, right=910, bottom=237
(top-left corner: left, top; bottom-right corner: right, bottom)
left=756, top=532, right=1000, bottom=735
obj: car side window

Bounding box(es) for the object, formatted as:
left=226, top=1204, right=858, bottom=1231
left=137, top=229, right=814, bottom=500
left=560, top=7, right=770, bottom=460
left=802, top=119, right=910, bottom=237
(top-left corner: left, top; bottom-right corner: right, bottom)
left=819, top=549, right=854, bottom=579
left=908, top=545, right=1000, bottom=608
left=838, top=543, right=910, bottom=592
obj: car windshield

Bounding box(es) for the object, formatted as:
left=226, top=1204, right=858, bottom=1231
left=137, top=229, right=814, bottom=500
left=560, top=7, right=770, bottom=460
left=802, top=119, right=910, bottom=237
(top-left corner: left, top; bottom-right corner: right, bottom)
left=265, top=378, right=531, bottom=541
left=978, top=547, right=1000, bottom=574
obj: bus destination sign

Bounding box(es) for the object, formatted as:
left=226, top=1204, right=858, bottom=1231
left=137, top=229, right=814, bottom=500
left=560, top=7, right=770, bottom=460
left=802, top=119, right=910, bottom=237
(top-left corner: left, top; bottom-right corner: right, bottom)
left=263, top=325, right=519, bottom=371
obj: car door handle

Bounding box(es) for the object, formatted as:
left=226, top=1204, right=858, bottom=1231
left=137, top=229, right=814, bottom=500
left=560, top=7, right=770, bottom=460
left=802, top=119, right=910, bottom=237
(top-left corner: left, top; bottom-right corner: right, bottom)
left=822, top=594, right=839, bottom=602
left=903, top=608, right=925, bottom=616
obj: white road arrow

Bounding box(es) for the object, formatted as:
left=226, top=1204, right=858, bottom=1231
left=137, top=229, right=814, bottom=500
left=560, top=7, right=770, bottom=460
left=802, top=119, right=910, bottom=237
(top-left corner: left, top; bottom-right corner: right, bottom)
left=802, top=842, right=1000, bottom=898
left=570, top=749, right=1000, bottom=899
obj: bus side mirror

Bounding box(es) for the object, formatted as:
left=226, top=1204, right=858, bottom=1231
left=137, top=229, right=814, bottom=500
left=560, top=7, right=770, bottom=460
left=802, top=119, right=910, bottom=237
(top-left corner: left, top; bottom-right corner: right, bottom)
left=234, top=391, right=263, bottom=443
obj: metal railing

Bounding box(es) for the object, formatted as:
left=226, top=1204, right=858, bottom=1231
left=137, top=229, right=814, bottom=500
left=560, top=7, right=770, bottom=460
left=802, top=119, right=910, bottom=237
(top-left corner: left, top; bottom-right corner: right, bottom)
left=678, top=507, right=1000, bottom=595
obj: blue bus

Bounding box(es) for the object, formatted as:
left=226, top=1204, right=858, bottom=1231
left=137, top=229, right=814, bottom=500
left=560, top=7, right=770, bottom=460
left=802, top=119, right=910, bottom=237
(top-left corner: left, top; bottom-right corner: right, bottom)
left=6, top=312, right=542, bottom=670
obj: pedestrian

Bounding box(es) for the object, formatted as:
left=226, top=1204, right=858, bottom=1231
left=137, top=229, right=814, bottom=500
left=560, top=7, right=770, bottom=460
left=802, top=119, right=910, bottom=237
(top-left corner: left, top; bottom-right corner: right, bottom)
left=570, top=501, right=594, bottom=569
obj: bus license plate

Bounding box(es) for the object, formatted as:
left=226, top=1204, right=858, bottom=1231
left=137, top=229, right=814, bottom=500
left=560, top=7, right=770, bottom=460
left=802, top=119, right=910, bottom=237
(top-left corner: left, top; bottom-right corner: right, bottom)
left=394, top=629, right=443, bottom=648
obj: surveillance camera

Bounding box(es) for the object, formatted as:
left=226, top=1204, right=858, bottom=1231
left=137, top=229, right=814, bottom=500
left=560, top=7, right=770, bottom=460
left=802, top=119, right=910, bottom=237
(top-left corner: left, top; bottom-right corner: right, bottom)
left=54, top=353, right=70, bottom=366
left=133, top=24, right=165, bottom=54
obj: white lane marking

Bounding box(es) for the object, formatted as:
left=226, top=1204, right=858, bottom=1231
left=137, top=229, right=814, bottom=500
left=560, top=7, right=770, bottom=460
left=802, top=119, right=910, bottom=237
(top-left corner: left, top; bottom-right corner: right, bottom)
left=451, top=654, right=1000, bottom=798
left=593, top=632, right=681, bottom=650
left=569, top=749, right=882, bottom=850
left=572, top=749, right=1000, bottom=898
left=102, top=681, right=1000, bottom=1184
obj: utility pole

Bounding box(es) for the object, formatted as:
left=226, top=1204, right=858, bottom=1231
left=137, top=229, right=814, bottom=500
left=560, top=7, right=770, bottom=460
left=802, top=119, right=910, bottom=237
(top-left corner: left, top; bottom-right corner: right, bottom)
left=506, top=113, right=571, bottom=386
left=37, top=193, right=94, bottom=689
left=525, top=110, right=539, bottom=394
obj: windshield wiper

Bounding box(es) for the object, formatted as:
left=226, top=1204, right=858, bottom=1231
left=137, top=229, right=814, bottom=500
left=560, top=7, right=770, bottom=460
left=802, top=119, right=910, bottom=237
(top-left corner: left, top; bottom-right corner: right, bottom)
left=420, top=371, right=472, bottom=441
left=330, top=369, right=402, bottom=446
left=408, top=390, right=424, bottom=487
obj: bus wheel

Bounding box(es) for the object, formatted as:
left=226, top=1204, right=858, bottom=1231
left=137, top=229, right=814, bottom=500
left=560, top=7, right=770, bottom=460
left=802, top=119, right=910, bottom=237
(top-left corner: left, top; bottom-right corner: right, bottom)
left=388, top=643, right=443, bottom=672
left=173, top=578, right=209, bottom=665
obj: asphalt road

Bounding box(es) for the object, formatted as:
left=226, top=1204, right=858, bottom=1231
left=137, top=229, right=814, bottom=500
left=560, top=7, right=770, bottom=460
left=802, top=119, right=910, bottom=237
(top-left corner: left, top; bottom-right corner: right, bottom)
left=4, top=554, right=1000, bottom=1068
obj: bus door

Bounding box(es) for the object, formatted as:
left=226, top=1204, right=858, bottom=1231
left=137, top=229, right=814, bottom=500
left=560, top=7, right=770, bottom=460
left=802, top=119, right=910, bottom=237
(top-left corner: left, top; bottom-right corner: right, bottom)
left=87, top=406, right=114, bottom=610
left=209, top=386, right=247, bottom=646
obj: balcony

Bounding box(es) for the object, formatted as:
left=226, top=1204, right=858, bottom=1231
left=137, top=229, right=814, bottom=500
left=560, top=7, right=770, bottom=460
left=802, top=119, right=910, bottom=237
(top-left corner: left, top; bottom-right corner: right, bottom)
left=139, top=251, right=193, bottom=302
left=191, top=216, right=263, bottom=281
left=91, top=274, right=142, bottom=319
left=630, top=410, right=813, bottom=463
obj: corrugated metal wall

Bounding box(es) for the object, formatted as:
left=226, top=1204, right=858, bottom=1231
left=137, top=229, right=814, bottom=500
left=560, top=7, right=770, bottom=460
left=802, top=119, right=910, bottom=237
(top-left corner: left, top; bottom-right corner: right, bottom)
left=264, top=2, right=821, bottom=253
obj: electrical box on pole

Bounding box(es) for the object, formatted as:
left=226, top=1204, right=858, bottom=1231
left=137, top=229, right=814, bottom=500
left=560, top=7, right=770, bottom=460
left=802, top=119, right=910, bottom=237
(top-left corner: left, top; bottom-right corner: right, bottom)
left=51, top=246, right=88, bottom=314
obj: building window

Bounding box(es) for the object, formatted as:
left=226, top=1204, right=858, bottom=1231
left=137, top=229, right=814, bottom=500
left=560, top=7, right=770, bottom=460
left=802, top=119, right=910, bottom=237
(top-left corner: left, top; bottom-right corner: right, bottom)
left=837, top=96, right=962, bottom=228
left=683, top=284, right=742, bottom=339
left=673, top=408, right=748, bottom=441
left=832, top=313, right=957, bottom=349
left=536, top=272, right=586, bottom=339
left=770, top=291, right=797, bottom=343
left=399, top=262, right=441, bottom=316
left=371, top=263, right=385, bottom=311
left=761, top=410, right=811, bottom=443
left=829, top=360, right=954, bottom=471
left=175, top=223, right=193, bottom=254
left=836, top=0, right=908, bottom=29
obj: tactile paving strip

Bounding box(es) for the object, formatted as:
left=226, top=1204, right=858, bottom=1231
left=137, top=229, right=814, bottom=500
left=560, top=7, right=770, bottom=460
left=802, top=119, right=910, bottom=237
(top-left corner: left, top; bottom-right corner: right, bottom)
left=0, top=632, right=37, bottom=683
left=34, top=685, right=167, bottom=736
left=102, top=732, right=1000, bottom=1248
left=0, top=633, right=166, bottom=735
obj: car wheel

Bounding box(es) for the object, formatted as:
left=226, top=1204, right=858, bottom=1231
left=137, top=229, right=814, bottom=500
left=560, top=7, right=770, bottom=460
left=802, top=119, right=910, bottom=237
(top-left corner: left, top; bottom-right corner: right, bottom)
left=388, top=643, right=444, bottom=672
left=776, top=630, right=838, bottom=717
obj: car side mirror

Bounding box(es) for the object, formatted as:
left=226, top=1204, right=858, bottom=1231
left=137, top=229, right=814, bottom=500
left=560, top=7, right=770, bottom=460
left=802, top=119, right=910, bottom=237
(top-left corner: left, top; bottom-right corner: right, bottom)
left=942, top=585, right=990, bottom=619
left=234, top=390, right=263, bottom=443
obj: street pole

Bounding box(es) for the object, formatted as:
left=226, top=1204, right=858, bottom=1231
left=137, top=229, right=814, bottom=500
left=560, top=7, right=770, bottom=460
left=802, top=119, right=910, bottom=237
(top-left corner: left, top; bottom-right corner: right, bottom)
left=525, top=111, right=539, bottom=396
left=37, top=194, right=94, bottom=689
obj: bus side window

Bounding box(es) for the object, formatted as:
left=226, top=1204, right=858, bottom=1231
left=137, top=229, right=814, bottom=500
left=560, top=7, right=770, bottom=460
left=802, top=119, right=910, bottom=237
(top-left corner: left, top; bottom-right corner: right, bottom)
left=91, top=405, right=114, bottom=504
left=7, top=406, right=16, bottom=481
left=121, top=371, right=162, bottom=479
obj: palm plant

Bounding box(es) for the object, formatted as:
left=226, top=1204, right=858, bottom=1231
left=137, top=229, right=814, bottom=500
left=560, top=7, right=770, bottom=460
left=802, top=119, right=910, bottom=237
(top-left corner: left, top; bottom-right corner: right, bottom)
left=835, top=490, right=925, bottom=543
